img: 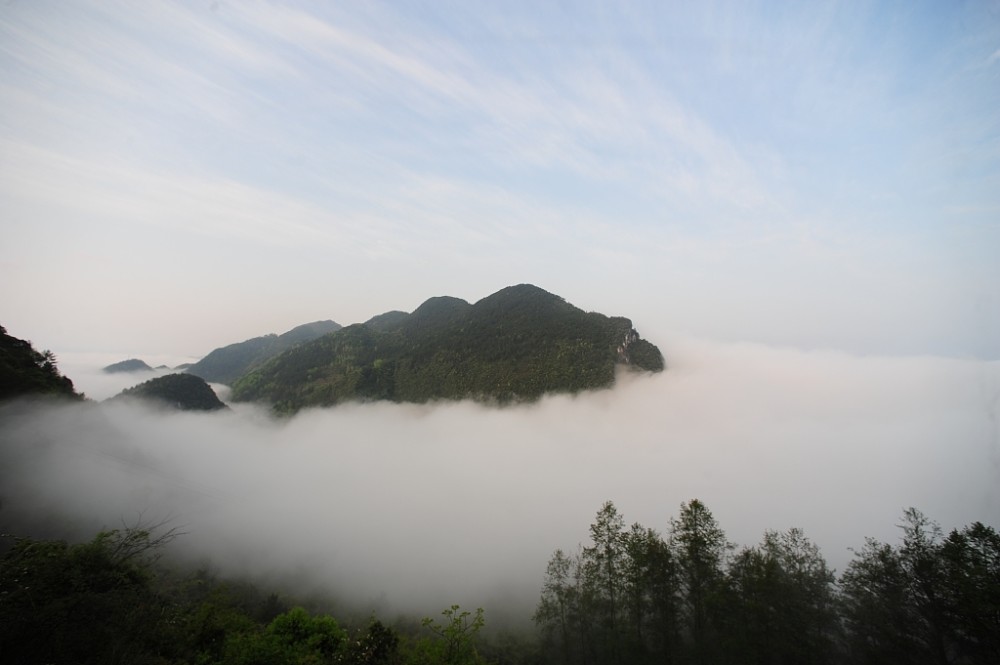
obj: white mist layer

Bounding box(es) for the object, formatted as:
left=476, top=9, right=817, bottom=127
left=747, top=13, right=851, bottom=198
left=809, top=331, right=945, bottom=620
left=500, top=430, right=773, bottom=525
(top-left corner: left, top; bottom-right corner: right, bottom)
left=58, top=352, right=200, bottom=401
left=2, top=338, right=998, bottom=624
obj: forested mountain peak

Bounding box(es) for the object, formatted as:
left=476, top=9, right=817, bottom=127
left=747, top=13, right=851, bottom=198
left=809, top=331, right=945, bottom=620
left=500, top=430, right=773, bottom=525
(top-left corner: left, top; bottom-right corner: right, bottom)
left=363, top=310, right=410, bottom=332
left=109, top=373, right=227, bottom=411
left=476, top=283, right=565, bottom=306
left=102, top=358, right=153, bottom=373
left=277, top=320, right=341, bottom=344
left=230, top=285, right=664, bottom=413
left=409, top=295, right=471, bottom=319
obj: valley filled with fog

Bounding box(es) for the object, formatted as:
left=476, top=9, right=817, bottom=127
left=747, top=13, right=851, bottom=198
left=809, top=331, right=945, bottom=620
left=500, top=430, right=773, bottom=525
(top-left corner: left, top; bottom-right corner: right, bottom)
left=3, top=336, right=997, bottom=625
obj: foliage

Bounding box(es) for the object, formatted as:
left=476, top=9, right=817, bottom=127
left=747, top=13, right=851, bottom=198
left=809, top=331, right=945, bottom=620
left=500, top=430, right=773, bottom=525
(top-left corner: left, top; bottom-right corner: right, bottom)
left=840, top=509, right=1000, bottom=665
left=668, top=499, right=731, bottom=664
left=720, top=528, right=840, bottom=664
left=407, top=605, right=488, bottom=665
left=111, top=372, right=228, bottom=411
left=0, top=524, right=182, bottom=664
left=536, top=500, right=999, bottom=665
left=0, top=323, right=82, bottom=401
left=220, top=606, right=348, bottom=665
left=230, top=284, right=665, bottom=413
left=1, top=500, right=996, bottom=665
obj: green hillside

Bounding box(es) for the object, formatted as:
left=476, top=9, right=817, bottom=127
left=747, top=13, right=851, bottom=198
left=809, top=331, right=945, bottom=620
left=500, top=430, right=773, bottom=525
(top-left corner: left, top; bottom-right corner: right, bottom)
left=110, top=373, right=227, bottom=411
left=186, top=320, right=341, bottom=385
left=231, top=285, right=664, bottom=413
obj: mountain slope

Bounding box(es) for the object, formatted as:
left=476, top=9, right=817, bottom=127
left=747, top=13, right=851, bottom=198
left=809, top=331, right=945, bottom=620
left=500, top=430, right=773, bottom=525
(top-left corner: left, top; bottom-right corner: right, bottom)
left=186, top=320, right=341, bottom=385
left=109, top=373, right=227, bottom=411
left=231, top=285, right=664, bottom=413
left=0, top=324, right=82, bottom=401
left=102, top=358, right=153, bottom=373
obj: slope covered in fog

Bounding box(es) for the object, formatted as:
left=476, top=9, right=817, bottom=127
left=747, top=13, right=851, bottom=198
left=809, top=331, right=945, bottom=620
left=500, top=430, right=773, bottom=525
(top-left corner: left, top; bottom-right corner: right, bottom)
left=230, top=284, right=664, bottom=412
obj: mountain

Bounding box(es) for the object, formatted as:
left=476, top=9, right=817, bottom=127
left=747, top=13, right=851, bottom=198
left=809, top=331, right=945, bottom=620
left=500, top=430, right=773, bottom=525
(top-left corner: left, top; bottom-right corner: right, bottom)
left=230, top=284, right=664, bottom=413
left=102, top=358, right=153, bottom=373
left=109, top=373, right=227, bottom=411
left=186, top=320, right=341, bottom=385
left=0, top=325, right=82, bottom=401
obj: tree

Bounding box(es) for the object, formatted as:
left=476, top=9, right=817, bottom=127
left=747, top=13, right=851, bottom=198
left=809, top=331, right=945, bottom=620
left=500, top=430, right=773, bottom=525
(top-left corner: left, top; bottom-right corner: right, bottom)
left=0, top=324, right=82, bottom=400
left=0, top=524, right=182, bottom=664
left=839, top=508, right=1000, bottom=665
left=535, top=548, right=582, bottom=665
left=669, top=499, right=731, bottom=665
left=409, top=605, right=487, bottom=665
left=939, top=521, right=1000, bottom=664
left=346, top=619, right=402, bottom=665
left=221, top=606, right=348, bottom=665
left=621, top=523, right=679, bottom=664
left=579, top=501, right=627, bottom=665
left=722, top=528, right=840, bottom=664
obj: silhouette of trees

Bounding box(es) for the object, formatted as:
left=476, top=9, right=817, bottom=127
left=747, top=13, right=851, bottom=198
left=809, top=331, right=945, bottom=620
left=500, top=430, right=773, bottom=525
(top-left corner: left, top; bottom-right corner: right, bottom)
left=536, top=500, right=997, bottom=665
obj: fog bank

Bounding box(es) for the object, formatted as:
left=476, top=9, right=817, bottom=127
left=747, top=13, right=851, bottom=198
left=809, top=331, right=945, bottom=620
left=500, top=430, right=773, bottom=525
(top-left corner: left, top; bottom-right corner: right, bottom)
left=2, top=338, right=998, bottom=623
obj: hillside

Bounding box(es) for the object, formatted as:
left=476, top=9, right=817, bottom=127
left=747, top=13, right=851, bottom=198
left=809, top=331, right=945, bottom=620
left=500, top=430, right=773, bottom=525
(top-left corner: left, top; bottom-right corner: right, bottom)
left=102, top=358, right=153, bottom=373
left=109, top=373, right=227, bottom=411
left=231, top=284, right=664, bottom=413
left=186, top=320, right=341, bottom=385
left=0, top=325, right=82, bottom=401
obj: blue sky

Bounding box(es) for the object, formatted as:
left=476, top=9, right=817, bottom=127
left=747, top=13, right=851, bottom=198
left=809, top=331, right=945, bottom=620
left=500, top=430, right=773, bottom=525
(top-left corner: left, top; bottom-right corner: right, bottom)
left=1, top=0, right=998, bottom=358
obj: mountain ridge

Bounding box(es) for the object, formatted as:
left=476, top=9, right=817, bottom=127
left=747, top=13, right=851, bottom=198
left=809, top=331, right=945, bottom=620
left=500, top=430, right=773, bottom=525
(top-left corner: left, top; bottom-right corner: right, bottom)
left=231, top=284, right=664, bottom=413
left=186, top=320, right=341, bottom=385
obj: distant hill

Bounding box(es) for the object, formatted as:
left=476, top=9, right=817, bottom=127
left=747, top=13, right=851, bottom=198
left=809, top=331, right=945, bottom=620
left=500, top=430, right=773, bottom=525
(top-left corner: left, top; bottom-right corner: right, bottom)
left=186, top=320, right=341, bottom=385
left=109, top=373, right=227, bottom=411
left=231, top=284, right=664, bottom=414
left=0, top=325, right=82, bottom=401
left=102, top=358, right=153, bottom=373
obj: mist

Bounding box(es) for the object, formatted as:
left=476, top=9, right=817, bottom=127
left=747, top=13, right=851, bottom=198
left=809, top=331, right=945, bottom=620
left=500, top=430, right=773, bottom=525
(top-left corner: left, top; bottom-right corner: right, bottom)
left=1, top=337, right=998, bottom=626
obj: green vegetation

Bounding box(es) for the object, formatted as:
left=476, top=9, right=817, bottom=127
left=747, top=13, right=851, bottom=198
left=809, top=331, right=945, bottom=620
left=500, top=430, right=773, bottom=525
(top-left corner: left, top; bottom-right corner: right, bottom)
left=103, top=358, right=154, bottom=373
left=231, top=285, right=665, bottom=414
left=0, top=324, right=82, bottom=401
left=0, top=524, right=487, bottom=665
left=3, top=504, right=995, bottom=664
left=188, top=320, right=342, bottom=385
left=536, top=500, right=1000, bottom=665
left=111, top=373, right=228, bottom=411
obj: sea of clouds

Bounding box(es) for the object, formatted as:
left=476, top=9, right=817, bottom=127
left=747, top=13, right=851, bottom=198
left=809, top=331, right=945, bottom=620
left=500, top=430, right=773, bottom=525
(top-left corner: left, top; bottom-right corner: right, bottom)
left=2, top=337, right=998, bottom=627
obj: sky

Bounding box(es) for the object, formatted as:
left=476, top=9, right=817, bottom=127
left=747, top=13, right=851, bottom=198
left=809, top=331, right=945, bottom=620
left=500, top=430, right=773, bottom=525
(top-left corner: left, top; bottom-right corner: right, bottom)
left=1, top=0, right=998, bottom=360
